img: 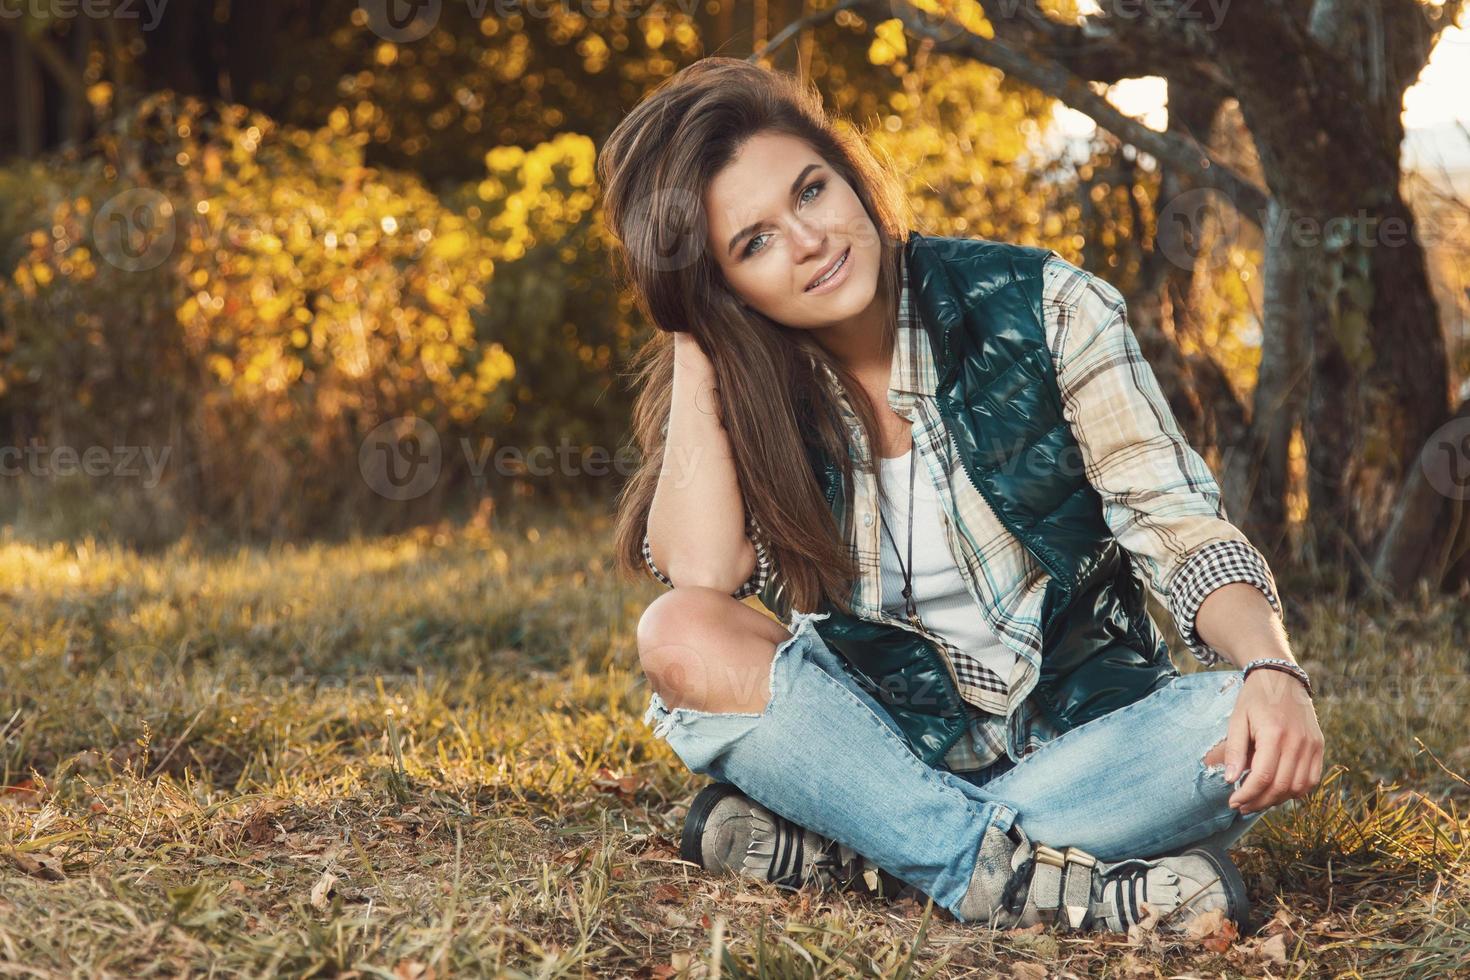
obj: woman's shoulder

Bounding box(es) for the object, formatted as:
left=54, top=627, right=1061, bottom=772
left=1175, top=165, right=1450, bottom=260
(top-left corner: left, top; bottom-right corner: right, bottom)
left=1039, top=252, right=1125, bottom=319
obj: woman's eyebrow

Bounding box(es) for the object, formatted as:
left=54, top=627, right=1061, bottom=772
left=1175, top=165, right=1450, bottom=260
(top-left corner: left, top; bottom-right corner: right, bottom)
left=726, top=163, right=823, bottom=256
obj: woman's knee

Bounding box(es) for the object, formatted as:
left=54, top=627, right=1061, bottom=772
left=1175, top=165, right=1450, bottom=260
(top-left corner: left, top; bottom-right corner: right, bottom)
left=636, top=586, right=791, bottom=713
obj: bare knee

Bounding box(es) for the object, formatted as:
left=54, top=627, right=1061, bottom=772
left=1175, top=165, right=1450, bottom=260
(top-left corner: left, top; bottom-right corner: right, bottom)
left=637, top=587, right=789, bottom=714
left=1203, top=740, right=1227, bottom=769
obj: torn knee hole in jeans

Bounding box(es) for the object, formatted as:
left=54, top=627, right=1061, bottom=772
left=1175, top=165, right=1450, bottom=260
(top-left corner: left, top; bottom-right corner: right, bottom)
left=643, top=610, right=831, bottom=741
left=1200, top=737, right=1229, bottom=777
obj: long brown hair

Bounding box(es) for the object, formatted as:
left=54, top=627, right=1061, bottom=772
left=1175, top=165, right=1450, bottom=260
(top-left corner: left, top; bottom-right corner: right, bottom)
left=599, top=57, right=913, bottom=620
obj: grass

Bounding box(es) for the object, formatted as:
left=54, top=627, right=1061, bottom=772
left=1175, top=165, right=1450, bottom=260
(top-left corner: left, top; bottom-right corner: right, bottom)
left=0, top=500, right=1467, bottom=978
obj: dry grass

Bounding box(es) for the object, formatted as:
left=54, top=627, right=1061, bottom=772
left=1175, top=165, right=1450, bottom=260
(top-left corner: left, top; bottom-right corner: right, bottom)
left=0, top=502, right=1467, bottom=978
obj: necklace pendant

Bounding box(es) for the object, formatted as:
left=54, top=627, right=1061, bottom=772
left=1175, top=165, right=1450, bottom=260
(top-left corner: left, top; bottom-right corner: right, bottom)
left=903, top=592, right=922, bottom=629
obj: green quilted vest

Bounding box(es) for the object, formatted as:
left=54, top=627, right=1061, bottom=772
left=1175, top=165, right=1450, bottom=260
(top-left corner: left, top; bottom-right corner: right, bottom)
left=758, top=232, right=1178, bottom=766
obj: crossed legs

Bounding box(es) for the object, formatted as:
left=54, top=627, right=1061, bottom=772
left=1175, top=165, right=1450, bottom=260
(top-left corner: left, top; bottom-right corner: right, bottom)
left=636, top=587, right=1264, bottom=915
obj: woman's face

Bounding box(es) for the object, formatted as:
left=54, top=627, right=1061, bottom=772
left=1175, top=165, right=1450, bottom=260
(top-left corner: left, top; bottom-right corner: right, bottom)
left=703, top=131, right=882, bottom=331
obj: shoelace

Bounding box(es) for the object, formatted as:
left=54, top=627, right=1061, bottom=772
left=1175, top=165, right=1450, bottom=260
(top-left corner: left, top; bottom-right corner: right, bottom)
left=1104, top=865, right=1151, bottom=928
left=807, top=838, right=864, bottom=890
left=1000, top=852, right=1037, bottom=916
left=759, top=810, right=868, bottom=892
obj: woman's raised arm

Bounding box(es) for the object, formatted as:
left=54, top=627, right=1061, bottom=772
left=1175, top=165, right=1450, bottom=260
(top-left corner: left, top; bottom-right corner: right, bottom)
left=643, top=331, right=770, bottom=598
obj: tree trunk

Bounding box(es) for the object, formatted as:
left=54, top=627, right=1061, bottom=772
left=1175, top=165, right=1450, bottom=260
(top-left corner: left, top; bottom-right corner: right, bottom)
left=59, top=16, right=93, bottom=145
left=1302, top=229, right=1359, bottom=574
left=1236, top=199, right=1307, bottom=558
left=11, top=30, right=41, bottom=157
left=1372, top=397, right=1470, bottom=594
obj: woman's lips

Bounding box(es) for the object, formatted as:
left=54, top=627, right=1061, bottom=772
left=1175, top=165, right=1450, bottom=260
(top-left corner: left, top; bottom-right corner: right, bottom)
left=805, top=246, right=851, bottom=293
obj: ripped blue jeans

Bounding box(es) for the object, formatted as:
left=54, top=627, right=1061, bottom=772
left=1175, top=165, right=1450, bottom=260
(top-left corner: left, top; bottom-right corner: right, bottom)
left=643, top=610, right=1264, bottom=920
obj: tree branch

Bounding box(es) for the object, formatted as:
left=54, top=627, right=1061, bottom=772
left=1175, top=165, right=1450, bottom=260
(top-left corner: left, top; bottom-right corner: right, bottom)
left=750, top=0, right=865, bottom=64
left=879, top=0, right=1268, bottom=222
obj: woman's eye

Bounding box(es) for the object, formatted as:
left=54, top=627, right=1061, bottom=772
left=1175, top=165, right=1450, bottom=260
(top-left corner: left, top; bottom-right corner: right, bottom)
left=742, top=180, right=826, bottom=258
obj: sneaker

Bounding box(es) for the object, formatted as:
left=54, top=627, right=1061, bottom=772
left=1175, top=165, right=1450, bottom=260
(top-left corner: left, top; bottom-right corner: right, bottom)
left=958, top=822, right=1251, bottom=934
left=679, top=782, right=905, bottom=898
left=1093, top=846, right=1252, bottom=934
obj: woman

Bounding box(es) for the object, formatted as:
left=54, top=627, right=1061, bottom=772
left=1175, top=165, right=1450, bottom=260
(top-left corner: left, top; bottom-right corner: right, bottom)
left=601, top=57, right=1323, bottom=933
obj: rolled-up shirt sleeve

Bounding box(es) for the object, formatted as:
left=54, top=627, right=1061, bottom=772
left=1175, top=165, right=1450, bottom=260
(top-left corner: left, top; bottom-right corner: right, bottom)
left=1044, top=255, right=1282, bottom=667
left=641, top=511, right=773, bottom=600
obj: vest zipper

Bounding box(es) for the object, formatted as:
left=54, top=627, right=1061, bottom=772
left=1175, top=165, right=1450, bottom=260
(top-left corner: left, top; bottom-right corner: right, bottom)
left=934, top=321, right=1049, bottom=760
left=933, top=327, right=1072, bottom=601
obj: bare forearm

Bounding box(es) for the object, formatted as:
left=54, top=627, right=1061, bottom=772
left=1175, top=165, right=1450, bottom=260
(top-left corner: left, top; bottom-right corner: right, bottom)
left=1194, top=582, right=1295, bottom=669
left=645, top=337, right=757, bottom=591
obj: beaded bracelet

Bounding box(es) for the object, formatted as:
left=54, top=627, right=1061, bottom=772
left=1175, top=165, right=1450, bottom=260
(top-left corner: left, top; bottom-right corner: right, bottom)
left=1243, top=658, right=1314, bottom=698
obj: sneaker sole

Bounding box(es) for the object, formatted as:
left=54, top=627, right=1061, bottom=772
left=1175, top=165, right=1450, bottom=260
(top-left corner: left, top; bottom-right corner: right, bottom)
left=680, top=782, right=745, bottom=868
left=1181, top=845, right=1252, bottom=933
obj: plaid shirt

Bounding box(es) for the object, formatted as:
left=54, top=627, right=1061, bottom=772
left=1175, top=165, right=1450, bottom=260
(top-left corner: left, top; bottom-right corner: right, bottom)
left=643, top=247, right=1282, bottom=772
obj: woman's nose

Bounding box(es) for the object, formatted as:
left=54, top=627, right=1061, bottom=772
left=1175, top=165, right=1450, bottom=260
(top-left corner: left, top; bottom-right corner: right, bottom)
left=789, top=218, right=825, bottom=255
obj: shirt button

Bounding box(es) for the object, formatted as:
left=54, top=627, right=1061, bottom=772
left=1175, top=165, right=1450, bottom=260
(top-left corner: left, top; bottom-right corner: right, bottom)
left=863, top=514, right=874, bottom=526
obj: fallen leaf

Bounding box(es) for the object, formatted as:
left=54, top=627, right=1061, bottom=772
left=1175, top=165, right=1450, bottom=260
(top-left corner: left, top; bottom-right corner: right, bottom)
left=1, top=779, right=41, bottom=806
left=394, top=960, right=429, bottom=980
left=1184, top=907, right=1227, bottom=938
left=1118, top=952, right=1154, bottom=977
left=1127, top=900, right=1164, bottom=945
left=241, top=800, right=289, bottom=845
left=1258, top=932, right=1290, bottom=965
left=651, top=883, right=682, bottom=903
left=1263, top=907, right=1295, bottom=935
left=1184, top=907, right=1238, bottom=952
left=660, top=907, right=692, bottom=928
left=1005, top=922, right=1046, bottom=936
left=310, top=870, right=338, bottom=909
left=4, top=850, right=65, bottom=881
left=591, top=767, right=647, bottom=798
left=1010, top=963, right=1048, bottom=980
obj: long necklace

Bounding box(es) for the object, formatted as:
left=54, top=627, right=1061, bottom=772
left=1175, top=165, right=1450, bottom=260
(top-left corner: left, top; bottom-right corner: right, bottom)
left=877, top=440, right=923, bottom=629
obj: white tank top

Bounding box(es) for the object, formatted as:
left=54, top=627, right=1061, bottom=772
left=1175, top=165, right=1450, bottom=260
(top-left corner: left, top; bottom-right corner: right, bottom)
left=876, top=447, right=1016, bottom=686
